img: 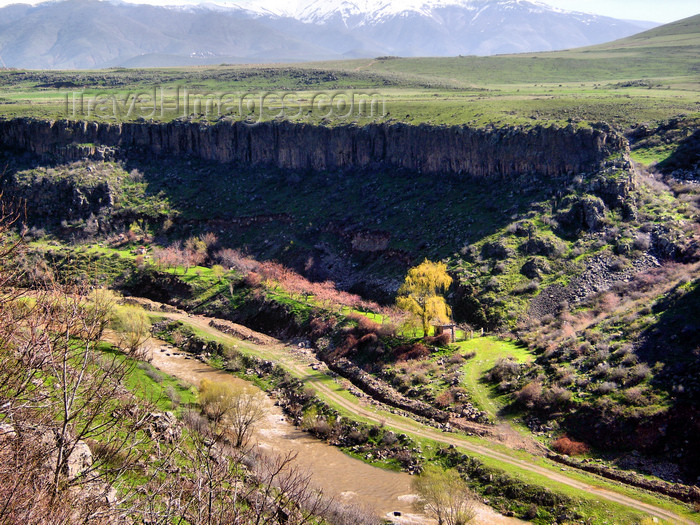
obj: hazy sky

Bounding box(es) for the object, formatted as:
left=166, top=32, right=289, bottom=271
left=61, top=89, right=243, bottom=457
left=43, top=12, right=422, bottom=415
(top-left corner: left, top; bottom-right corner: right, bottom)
left=541, top=0, right=698, bottom=23
left=0, top=0, right=696, bottom=23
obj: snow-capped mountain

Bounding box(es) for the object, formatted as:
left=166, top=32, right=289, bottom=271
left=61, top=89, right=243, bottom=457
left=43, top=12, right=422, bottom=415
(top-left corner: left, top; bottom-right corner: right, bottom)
left=288, top=0, right=657, bottom=56
left=295, top=0, right=553, bottom=26
left=0, top=0, right=658, bottom=69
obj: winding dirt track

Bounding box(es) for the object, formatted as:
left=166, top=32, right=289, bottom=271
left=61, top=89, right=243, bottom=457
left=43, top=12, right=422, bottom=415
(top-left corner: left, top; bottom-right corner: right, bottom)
left=155, top=309, right=695, bottom=525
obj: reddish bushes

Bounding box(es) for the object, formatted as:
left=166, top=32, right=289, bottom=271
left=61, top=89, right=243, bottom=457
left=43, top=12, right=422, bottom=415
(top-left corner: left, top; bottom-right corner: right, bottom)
left=257, top=262, right=381, bottom=312
left=308, top=317, right=337, bottom=339
left=352, top=314, right=382, bottom=333
left=435, top=389, right=455, bottom=408
left=358, top=333, right=379, bottom=346
left=551, top=436, right=590, bottom=456
left=325, top=314, right=392, bottom=361
left=393, top=343, right=430, bottom=362
left=423, top=332, right=452, bottom=347
left=244, top=271, right=262, bottom=288
left=215, top=248, right=259, bottom=273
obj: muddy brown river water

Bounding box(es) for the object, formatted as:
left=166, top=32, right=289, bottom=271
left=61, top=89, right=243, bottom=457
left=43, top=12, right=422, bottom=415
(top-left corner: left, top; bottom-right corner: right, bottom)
left=148, top=344, right=523, bottom=525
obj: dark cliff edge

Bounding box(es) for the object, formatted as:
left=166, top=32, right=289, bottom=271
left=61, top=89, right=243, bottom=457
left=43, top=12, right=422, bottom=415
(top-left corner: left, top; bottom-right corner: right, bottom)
left=0, top=118, right=627, bottom=177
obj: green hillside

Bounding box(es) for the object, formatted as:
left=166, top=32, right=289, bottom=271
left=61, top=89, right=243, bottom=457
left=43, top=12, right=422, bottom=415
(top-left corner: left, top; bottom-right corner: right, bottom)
left=304, top=13, right=700, bottom=85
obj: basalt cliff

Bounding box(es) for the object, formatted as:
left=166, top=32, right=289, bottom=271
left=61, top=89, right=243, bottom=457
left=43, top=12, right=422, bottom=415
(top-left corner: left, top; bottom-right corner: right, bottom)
left=0, top=118, right=627, bottom=177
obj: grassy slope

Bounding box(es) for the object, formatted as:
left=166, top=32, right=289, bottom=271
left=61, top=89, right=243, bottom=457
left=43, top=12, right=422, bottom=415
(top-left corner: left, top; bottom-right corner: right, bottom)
left=456, top=337, right=534, bottom=418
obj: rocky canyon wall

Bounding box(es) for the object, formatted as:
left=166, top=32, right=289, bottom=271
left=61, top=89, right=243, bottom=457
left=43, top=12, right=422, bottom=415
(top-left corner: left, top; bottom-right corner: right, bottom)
left=0, top=117, right=627, bottom=177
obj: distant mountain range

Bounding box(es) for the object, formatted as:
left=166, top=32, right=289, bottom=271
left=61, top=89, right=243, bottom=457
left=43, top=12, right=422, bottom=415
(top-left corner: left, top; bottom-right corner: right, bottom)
left=0, top=0, right=660, bottom=69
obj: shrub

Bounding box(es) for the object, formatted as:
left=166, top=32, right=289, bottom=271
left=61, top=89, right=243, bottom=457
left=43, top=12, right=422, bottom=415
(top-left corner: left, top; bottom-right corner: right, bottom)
left=513, top=280, right=540, bottom=295
left=544, top=386, right=572, bottom=408
left=435, top=390, right=455, bottom=408
left=347, top=429, right=367, bottom=445
left=628, top=363, right=651, bottom=385
left=381, top=431, right=398, bottom=446
left=358, top=333, right=379, bottom=348
left=394, top=343, right=430, bottom=361
left=551, top=436, right=590, bottom=456
left=447, top=353, right=465, bottom=365
left=621, top=352, right=638, bottom=366
left=87, top=440, right=130, bottom=469
left=309, top=420, right=332, bottom=439
left=623, top=387, right=645, bottom=405
left=596, top=381, right=617, bottom=394
left=589, top=349, right=610, bottom=366
left=556, top=370, right=575, bottom=387
left=516, top=381, right=542, bottom=408
left=492, top=261, right=507, bottom=275
left=424, top=332, right=451, bottom=347
left=244, top=271, right=262, bottom=288
left=165, top=385, right=180, bottom=407
left=182, top=409, right=209, bottom=434
left=309, top=317, right=336, bottom=339
left=144, top=367, right=163, bottom=383
left=323, top=500, right=382, bottom=525
left=486, top=358, right=521, bottom=383
left=524, top=504, right=539, bottom=520
left=597, top=293, right=620, bottom=313
left=607, top=366, right=629, bottom=383
left=411, top=372, right=429, bottom=386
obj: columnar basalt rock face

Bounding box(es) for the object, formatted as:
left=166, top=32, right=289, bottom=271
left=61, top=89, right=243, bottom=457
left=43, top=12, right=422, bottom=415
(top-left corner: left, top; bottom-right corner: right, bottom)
left=0, top=118, right=627, bottom=178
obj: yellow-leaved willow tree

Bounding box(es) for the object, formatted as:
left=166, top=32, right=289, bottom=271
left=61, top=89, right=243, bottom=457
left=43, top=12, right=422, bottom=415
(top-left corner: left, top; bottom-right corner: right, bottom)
left=396, top=259, right=452, bottom=335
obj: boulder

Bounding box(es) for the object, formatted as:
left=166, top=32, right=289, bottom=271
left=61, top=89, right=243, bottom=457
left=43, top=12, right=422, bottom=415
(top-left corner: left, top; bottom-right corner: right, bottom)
left=521, top=257, right=552, bottom=279
left=0, top=423, right=16, bottom=442
left=561, top=195, right=607, bottom=231
left=147, top=411, right=182, bottom=443
left=66, top=440, right=93, bottom=478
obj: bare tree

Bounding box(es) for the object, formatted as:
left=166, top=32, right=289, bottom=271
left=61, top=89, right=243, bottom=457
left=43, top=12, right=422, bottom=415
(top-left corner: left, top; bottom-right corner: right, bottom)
left=412, top=465, right=476, bottom=525
left=110, top=303, right=151, bottom=353
left=199, top=380, right=267, bottom=448
left=180, top=427, right=249, bottom=525
left=0, top=288, right=156, bottom=522
left=250, top=450, right=330, bottom=525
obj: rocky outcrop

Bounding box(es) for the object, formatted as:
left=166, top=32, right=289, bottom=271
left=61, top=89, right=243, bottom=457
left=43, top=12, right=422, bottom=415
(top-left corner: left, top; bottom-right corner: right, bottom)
left=209, top=319, right=278, bottom=346
left=66, top=440, right=93, bottom=478
left=146, top=411, right=181, bottom=444
left=4, top=170, right=114, bottom=224
left=561, top=195, right=606, bottom=231
left=521, top=257, right=552, bottom=280
left=0, top=118, right=627, bottom=178
left=327, top=358, right=451, bottom=423
left=529, top=254, right=661, bottom=318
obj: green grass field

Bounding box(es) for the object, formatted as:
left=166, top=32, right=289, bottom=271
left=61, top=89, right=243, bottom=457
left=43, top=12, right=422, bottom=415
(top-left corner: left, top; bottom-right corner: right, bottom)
left=455, top=336, right=534, bottom=418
